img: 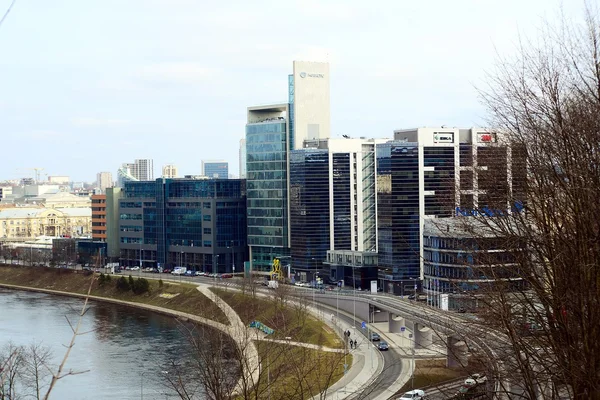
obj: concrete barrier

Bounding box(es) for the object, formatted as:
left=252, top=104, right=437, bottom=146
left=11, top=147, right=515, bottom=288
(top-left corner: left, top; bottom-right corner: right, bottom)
left=388, top=314, right=405, bottom=333
left=415, top=324, right=433, bottom=348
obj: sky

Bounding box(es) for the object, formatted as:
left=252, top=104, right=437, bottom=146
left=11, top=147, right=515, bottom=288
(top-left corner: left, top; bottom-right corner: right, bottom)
left=0, top=0, right=589, bottom=182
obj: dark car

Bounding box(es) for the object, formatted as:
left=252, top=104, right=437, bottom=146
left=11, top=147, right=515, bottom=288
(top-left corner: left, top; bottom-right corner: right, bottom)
left=162, top=268, right=172, bottom=274
left=370, top=332, right=381, bottom=341
left=377, top=341, right=389, bottom=351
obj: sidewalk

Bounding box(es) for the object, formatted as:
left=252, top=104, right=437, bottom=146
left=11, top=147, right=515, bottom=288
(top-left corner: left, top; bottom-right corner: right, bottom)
left=371, top=322, right=447, bottom=359
left=313, top=304, right=385, bottom=400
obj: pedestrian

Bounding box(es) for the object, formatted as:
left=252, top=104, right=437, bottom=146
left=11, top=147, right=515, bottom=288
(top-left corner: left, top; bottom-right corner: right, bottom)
left=349, top=339, right=354, bottom=349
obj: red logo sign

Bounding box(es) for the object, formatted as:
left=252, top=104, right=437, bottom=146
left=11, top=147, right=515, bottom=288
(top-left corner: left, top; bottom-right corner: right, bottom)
left=478, top=133, right=495, bottom=143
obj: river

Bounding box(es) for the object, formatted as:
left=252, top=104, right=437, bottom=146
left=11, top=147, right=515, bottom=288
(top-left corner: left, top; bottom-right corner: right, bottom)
left=0, top=288, right=199, bottom=400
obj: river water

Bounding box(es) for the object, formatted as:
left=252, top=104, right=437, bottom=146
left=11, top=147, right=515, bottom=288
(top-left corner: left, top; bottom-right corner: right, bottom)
left=0, top=288, right=198, bottom=400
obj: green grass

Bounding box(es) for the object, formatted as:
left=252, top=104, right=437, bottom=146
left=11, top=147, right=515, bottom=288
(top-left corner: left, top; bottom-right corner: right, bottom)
left=0, top=265, right=228, bottom=324
left=214, top=288, right=343, bottom=349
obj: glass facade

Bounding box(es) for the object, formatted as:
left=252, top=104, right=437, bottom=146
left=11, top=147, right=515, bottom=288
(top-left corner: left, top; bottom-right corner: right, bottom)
left=289, top=149, right=330, bottom=270
left=203, top=162, right=229, bottom=179
left=423, top=147, right=455, bottom=217
left=246, top=121, right=289, bottom=270
left=119, top=179, right=246, bottom=273
left=376, top=142, right=421, bottom=285
left=332, top=153, right=351, bottom=250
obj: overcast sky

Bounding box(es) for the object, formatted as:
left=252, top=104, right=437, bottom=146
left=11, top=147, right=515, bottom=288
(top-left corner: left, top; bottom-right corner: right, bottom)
left=0, top=0, right=587, bottom=182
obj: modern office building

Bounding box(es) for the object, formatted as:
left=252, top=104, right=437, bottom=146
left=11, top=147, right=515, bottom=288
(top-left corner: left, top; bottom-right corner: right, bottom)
left=91, top=194, right=107, bottom=241
left=246, top=60, right=330, bottom=272
left=118, top=179, right=246, bottom=272
left=202, top=160, right=229, bottom=179
left=239, top=139, right=247, bottom=179
left=96, top=172, right=113, bottom=192
left=376, top=127, right=525, bottom=296
left=422, top=218, right=524, bottom=310
left=290, top=137, right=386, bottom=285
left=162, top=164, right=178, bottom=179
left=105, top=187, right=122, bottom=259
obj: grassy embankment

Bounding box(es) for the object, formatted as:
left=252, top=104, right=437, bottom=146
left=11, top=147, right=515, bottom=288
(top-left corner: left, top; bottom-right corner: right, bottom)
left=397, top=359, right=467, bottom=395
left=0, top=265, right=228, bottom=324
left=214, top=287, right=343, bottom=349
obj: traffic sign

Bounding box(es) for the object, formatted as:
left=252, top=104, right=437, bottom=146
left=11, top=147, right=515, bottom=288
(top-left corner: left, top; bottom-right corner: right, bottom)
left=361, top=321, right=366, bottom=329
left=400, top=326, right=406, bottom=332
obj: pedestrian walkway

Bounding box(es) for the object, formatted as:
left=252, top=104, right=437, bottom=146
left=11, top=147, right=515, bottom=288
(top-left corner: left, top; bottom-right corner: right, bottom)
left=313, top=305, right=385, bottom=400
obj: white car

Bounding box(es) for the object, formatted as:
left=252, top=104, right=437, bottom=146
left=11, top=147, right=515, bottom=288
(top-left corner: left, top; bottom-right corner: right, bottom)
left=399, top=389, right=425, bottom=400
left=130, top=266, right=140, bottom=271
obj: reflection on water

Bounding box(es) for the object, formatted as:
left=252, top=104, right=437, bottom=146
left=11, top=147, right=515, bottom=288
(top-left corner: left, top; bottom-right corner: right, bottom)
left=0, top=288, right=203, bottom=400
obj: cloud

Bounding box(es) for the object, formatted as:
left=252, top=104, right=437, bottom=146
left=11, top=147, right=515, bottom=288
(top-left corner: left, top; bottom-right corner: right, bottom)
left=71, top=118, right=131, bottom=127
left=137, top=62, right=220, bottom=84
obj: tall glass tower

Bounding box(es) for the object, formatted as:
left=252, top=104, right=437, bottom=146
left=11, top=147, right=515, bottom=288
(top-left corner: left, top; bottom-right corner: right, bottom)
left=246, top=61, right=330, bottom=272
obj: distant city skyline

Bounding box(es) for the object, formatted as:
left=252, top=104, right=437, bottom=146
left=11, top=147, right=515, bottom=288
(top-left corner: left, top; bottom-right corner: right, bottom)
left=0, top=0, right=585, bottom=181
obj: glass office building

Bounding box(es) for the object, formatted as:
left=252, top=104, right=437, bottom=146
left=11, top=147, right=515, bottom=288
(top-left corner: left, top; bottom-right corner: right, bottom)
left=245, top=106, right=290, bottom=270
left=289, top=149, right=330, bottom=275
left=202, top=161, right=229, bottom=179
left=376, top=141, right=421, bottom=294
left=119, top=179, right=246, bottom=273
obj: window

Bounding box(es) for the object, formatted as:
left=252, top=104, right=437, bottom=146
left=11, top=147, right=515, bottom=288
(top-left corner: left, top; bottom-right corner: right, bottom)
left=203, top=202, right=211, bottom=209
left=203, top=228, right=212, bottom=234
left=203, top=215, right=211, bottom=221
left=203, top=240, right=212, bottom=247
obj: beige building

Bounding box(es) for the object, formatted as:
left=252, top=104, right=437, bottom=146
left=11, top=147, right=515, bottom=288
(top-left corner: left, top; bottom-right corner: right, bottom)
left=96, top=172, right=113, bottom=192
left=162, top=164, right=178, bottom=178
left=0, top=207, right=92, bottom=240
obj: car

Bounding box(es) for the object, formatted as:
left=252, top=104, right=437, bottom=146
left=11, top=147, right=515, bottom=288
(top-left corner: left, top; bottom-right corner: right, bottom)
left=457, top=307, right=467, bottom=313
left=398, top=389, right=425, bottom=400
left=221, top=273, right=233, bottom=278
left=130, top=266, right=140, bottom=271
left=194, top=271, right=204, bottom=276
left=162, top=268, right=172, bottom=274
left=378, top=341, right=389, bottom=351
left=370, top=332, right=381, bottom=341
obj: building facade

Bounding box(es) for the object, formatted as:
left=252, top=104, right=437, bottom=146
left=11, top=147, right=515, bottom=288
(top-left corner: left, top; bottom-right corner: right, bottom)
left=422, top=219, right=524, bottom=310
left=105, top=187, right=122, bottom=259
left=239, top=139, right=247, bottom=179
left=162, top=164, right=178, bottom=179
left=246, top=60, right=330, bottom=273
left=0, top=207, right=91, bottom=240
left=91, top=194, right=107, bottom=241
left=96, top=172, right=113, bottom=192
left=120, top=159, right=154, bottom=183
left=202, top=160, right=229, bottom=179
left=118, top=179, right=247, bottom=272
left=376, top=127, right=524, bottom=296
left=289, top=137, right=384, bottom=283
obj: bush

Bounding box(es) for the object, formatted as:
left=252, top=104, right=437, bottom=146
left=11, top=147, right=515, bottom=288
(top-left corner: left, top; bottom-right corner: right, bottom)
left=128, top=275, right=135, bottom=288
left=159, top=279, right=164, bottom=288
left=132, top=278, right=150, bottom=295
left=116, top=276, right=131, bottom=291
left=98, top=273, right=106, bottom=286
left=106, top=274, right=112, bottom=282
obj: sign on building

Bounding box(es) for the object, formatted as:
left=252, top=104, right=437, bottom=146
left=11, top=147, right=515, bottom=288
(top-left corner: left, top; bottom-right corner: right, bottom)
left=440, top=293, right=449, bottom=311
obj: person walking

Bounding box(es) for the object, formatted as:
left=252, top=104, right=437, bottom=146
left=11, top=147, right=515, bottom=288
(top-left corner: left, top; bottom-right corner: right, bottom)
left=349, top=339, right=354, bottom=349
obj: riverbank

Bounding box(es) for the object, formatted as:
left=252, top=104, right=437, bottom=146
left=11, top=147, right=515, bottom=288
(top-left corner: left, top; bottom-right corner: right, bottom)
left=0, top=265, right=228, bottom=324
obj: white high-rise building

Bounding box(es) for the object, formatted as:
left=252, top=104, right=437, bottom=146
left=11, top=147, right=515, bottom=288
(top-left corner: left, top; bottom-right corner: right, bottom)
left=162, top=164, right=178, bottom=179
left=239, top=139, right=246, bottom=179
left=121, top=159, right=154, bottom=181
left=96, top=172, right=113, bottom=192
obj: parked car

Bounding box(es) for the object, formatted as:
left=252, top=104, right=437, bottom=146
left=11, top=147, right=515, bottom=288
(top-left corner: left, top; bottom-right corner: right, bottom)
left=195, top=271, right=204, bottom=276
left=377, top=341, right=389, bottom=351
left=221, top=273, right=233, bottom=278
left=398, top=389, right=425, bottom=400
left=162, top=268, right=172, bottom=274
left=370, top=332, right=381, bottom=341
left=130, top=266, right=140, bottom=271
left=184, top=270, right=193, bottom=276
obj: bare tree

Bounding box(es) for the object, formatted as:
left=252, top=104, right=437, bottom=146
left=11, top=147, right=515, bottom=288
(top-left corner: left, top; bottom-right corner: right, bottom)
left=453, top=5, right=600, bottom=399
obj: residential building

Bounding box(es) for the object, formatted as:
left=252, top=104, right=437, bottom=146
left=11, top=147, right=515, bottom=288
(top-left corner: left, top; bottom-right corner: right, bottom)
left=0, top=187, right=12, bottom=201
left=202, top=160, right=229, bottom=179
left=120, top=159, right=154, bottom=183
left=118, top=179, right=246, bottom=272
left=0, top=207, right=91, bottom=240
left=96, top=172, right=113, bottom=192
left=162, top=164, right=178, bottom=179
left=246, top=60, right=330, bottom=272
left=376, top=127, right=525, bottom=296
left=91, top=194, right=107, bottom=241
left=239, top=139, right=246, bottom=179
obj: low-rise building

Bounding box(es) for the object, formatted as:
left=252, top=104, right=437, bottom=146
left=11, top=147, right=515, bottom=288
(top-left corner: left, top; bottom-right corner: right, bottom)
left=0, top=207, right=92, bottom=240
